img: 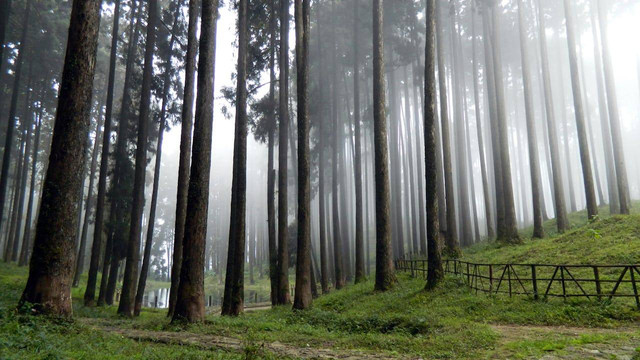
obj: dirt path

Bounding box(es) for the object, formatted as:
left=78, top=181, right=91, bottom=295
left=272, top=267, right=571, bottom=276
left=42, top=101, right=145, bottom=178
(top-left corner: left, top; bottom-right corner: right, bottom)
left=81, top=318, right=398, bottom=359
left=490, top=324, right=640, bottom=359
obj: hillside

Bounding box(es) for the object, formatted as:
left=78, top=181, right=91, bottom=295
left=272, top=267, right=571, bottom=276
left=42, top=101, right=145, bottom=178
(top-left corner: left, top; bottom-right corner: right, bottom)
left=465, top=213, right=640, bottom=266
left=1, top=210, right=640, bottom=359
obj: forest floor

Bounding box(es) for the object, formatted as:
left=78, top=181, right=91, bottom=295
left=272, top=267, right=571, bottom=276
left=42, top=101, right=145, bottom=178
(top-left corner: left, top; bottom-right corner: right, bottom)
left=1, top=204, right=640, bottom=359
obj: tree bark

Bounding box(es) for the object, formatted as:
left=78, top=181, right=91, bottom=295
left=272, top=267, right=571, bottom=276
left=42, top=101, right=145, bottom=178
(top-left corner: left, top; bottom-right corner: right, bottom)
left=10, top=68, right=34, bottom=262
left=471, top=8, right=494, bottom=240
left=267, top=0, right=279, bottom=304
left=19, top=0, right=101, bottom=316
left=402, top=66, right=420, bottom=253
left=481, top=7, right=505, bottom=239
left=535, top=0, right=568, bottom=232
left=450, top=2, right=473, bottom=246
left=18, top=98, right=43, bottom=266
left=588, top=0, right=618, bottom=215
left=84, top=0, right=120, bottom=296
left=222, top=0, right=249, bottom=317
left=372, top=0, right=396, bottom=292
left=329, top=0, right=345, bottom=290
left=100, top=0, right=143, bottom=307
left=172, top=0, right=218, bottom=323
left=118, top=0, right=158, bottom=317
left=168, top=0, right=199, bottom=317
left=135, top=0, right=182, bottom=316
left=85, top=0, right=123, bottom=306
left=490, top=0, right=520, bottom=243
left=517, top=0, right=544, bottom=238
left=352, top=0, right=365, bottom=283
left=435, top=0, right=459, bottom=255
left=276, top=0, right=291, bottom=304
left=293, top=0, right=312, bottom=310
left=0, top=0, right=10, bottom=71
left=73, top=105, right=104, bottom=286
left=563, top=0, right=598, bottom=220
left=424, top=0, right=443, bottom=290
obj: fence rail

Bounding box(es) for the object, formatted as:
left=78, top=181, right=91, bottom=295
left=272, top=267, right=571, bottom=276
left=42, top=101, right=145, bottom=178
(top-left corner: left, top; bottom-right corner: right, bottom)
left=395, top=259, right=640, bottom=309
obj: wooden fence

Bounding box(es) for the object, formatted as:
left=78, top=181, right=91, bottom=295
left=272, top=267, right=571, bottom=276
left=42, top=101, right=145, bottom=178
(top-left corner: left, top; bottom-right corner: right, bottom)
left=395, top=259, right=640, bottom=309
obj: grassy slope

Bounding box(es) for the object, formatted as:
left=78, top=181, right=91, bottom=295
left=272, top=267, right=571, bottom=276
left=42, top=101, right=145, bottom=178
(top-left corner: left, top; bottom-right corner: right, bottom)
left=465, top=203, right=640, bottom=265
left=1, top=206, right=640, bottom=359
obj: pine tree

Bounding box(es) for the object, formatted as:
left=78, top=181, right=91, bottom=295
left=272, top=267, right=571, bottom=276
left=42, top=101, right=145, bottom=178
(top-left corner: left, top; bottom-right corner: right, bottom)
left=118, top=0, right=159, bottom=317
left=372, top=0, right=396, bottom=292
left=222, top=0, right=249, bottom=317
left=424, top=0, right=443, bottom=290
left=19, top=0, right=102, bottom=316
left=172, top=0, right=219, bottom=323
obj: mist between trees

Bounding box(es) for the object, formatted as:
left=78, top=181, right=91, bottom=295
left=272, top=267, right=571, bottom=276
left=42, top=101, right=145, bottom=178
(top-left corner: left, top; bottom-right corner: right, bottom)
left=1, top=0, right=639, bottom=319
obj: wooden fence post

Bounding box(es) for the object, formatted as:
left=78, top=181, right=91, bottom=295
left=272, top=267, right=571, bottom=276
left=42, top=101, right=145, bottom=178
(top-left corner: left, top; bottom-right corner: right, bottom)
left=507, top=265, right=512, bottom=297
left=593, top=266, right=602, bottom=300
left=560, top=267, right=567, bottom=300
left=489, top=265, right=493, bottom=294
left=531, top=265, right=538, bottom=300
left=629, top=266, right=640, bottom=310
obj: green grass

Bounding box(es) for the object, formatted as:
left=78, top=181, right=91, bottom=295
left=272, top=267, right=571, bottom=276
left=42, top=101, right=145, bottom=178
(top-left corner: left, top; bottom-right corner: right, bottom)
left=1, top=204, right=640, bottom=358
left=3, top=261, right=637, bottom=358
left=465, top=213, right=640, bottom=265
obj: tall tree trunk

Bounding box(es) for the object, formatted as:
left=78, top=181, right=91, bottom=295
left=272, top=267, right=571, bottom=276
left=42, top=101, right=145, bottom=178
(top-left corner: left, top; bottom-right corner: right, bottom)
left=436, top=0, right=459, bottom=255
left=0, top=0, right=31, bottom=239
left=84, top=0, right=122, bottom=306
left=388, top=68, right=405, bottom=258
left=411, top=64, right=428, bottom=254
left=402, top=66, right=420, bottom=253
left=18, top=99, right=43, bottom=266
left=330, top=0, right=345, bottom=290
left=73, top=106, right=104, bottom=285
left=465, top=112, right=481, bottom=243
left=563, top=0, right=598, bottom=220
left=424, top=0, right=443, bottom=290
left=557, top=66, right=578, bottom=214
left=99, top=0, right=142, bottom=307
left=372, top=0, right=395, bottom=292
left=118, top=0, right=158, bottom=317
left=5, top=150, right=23, bottom=262
left=517, top=0, right=544, bottom=238
left=451, top=2, right=473, bottom=246
left=352, top=0, right=365, bottom=283
left=267, top=0, right=279, bottom=304
left=134, top=118, right=165, bottom=316
left=317, top=64, right=329, bottom=293
left=172, top=0, right=218, bottom=323
left=588, top=0, right=618, bottom=215
left=577, top=41, right=605, bottom=206
left=293, top=0, right=312, bottom=310
left=168, top=0, right=198, bottom=317
left=364, top=124, right=371, bottom=274
left=135, top=0, right=182, bottom=316
left=0, top=0, right=10, bottom=70
left=222, top=0, right=248, bottom=317
left=490, top=0, right=520, bottom=243
left=10, top=70, right=34, bottom=262
left=482, top=7, right=505, bottom=239
left=276, top=0, right=291, bottom=303
left=471, top=8, right=494, bottom=240
left=19, top=0, right=101, bottom=316
left=536, top=0, right=568, bottom=232
left=596, top=0, right=630, bottom=214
